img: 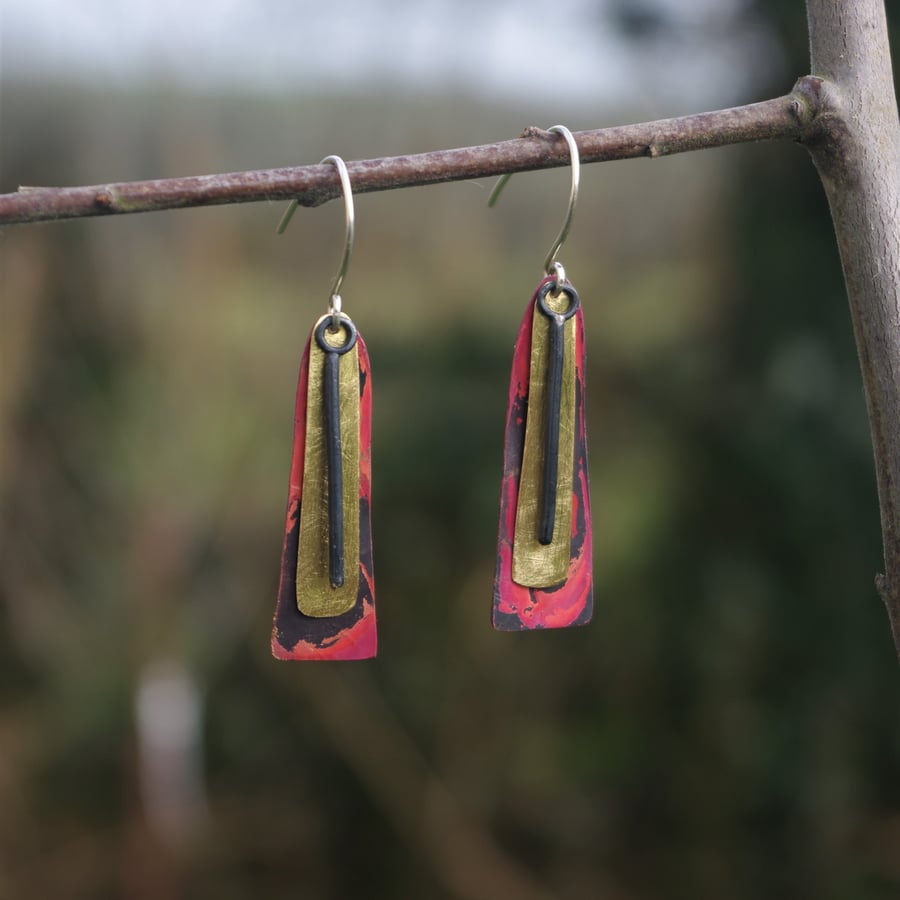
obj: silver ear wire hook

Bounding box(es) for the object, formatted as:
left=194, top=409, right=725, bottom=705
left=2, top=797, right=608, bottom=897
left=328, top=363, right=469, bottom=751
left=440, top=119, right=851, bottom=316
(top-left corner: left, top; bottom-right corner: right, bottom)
left=542, top=126, right=580, bottom=289
left=488, top=125, right=581, bottom=294
left=320, top=155, right=355, bottom=327
left=277, top=155, right=356, bottom=330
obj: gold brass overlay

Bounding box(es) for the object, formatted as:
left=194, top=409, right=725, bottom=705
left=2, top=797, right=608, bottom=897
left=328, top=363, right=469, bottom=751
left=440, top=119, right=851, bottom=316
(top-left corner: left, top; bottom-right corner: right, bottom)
left=297, top=316, right=361, bottom=616
left=512, top=293, right=576, bottom=587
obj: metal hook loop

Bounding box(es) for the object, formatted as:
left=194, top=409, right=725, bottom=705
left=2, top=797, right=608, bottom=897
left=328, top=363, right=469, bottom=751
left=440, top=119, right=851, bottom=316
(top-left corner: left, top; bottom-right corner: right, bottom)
left=319, top=155, right=355, bottom=313
left=542, top=126, right=580, bottom=281
left=488, top=125, right=581, bottom=292
left=277, top=154, right=356, bottom=327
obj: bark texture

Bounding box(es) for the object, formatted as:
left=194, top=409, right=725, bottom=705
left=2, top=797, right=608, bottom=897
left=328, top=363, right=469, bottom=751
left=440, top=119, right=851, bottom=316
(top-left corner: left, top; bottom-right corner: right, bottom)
left=0, top=100, right=803, bottom=225
left=804, top=0, right=900, bottom=657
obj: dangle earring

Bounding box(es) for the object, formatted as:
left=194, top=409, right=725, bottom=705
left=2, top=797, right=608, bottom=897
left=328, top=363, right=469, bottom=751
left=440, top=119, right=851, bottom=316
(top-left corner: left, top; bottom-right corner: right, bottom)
left=271, top=156, right=377, bottom=660
left=491, top=126, right=593, bottom=631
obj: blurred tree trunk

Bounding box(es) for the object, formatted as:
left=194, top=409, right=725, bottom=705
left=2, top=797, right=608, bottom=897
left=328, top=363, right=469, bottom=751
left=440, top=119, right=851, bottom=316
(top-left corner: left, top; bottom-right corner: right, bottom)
left=802, top=0, right=900, bottom=659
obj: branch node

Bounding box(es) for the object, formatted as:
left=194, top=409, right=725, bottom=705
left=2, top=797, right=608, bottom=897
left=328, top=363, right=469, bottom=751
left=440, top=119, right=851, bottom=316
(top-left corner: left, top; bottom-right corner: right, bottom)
left=876, top=573, right=900, bottom=663
left=793, top=75, right=856, bottom=186
left=876, top=572, right=896, bottom=605
left=790, top=76, right=820, bottom=126
left=791, top=75, right=845, bottom=138
left=520, top=125, right=547, bottom=139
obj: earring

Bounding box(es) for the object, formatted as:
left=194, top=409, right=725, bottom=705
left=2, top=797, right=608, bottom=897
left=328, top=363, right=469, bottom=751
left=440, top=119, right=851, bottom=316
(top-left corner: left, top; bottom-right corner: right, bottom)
left=271, top=156, right=377, bottom=660
left=491, top=126, right=593, bottom=631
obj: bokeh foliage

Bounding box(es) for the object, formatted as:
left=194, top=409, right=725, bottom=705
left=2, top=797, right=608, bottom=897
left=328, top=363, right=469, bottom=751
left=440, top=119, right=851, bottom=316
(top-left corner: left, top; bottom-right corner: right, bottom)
left=1, top=7, right=899, bottom=899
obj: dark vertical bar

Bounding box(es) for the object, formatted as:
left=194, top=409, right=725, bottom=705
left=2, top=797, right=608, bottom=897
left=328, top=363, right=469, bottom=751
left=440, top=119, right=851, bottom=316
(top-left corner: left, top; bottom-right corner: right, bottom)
left=539, top=314, right=564, bottom=545
left=323, top=350, right=345, bottom=587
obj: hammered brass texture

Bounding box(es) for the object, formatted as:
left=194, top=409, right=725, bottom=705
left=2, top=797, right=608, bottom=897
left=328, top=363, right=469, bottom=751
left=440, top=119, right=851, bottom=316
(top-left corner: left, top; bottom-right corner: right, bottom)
left=297, top=316, right=361, bottom=616
left=512, top=294, right=576, bottom=587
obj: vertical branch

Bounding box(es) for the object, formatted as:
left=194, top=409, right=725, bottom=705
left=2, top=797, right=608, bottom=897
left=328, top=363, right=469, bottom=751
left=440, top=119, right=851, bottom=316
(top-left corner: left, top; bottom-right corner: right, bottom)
left=803, top=0, right=900, bottom=657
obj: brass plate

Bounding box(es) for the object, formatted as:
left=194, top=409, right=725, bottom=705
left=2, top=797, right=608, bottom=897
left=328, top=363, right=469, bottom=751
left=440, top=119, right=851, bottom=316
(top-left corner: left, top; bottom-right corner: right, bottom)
left=297, top=316, right=361, bottom=616
left=512, top=295, right=576, bottom=588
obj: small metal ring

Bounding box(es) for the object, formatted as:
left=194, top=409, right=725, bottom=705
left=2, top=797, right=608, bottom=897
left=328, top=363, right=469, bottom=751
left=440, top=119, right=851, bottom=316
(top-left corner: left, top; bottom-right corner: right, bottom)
left=328, top=293, right=343, bottom=332
left=536, top=281, right=580, bottom=322
left=549, top=261, right=567, bottom=295
left=315, top=314, right=358, bottom=356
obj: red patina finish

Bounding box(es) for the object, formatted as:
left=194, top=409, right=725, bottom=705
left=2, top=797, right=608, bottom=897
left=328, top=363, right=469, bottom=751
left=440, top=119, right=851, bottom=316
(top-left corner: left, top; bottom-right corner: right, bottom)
left=493, top=276, right=593, bottom=631
left=271, top=329, right=377, bottom=660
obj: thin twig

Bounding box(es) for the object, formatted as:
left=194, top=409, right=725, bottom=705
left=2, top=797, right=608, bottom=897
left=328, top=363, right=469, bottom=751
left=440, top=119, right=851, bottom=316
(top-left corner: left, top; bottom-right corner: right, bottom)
left=0, top=91, right=812, bottom=226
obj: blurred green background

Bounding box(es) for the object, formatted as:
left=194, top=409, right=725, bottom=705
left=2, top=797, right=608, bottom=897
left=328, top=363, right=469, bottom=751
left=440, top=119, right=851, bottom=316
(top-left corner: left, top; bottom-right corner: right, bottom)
left=2, top=2, right=899, bottom=898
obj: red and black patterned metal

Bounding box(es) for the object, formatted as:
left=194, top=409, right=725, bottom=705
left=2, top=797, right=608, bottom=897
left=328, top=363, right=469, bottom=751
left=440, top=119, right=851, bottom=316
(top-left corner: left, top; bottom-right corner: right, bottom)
left=271, top=327, right=377, bottom=660
left=493, top=275, right=593, bottom=630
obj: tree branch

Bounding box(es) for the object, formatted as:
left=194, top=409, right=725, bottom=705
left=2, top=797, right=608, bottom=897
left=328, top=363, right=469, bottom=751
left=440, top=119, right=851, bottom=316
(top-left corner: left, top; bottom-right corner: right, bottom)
left=803, top=0, right=900, bottom=661
left=0, top=94, right=810, bottom=226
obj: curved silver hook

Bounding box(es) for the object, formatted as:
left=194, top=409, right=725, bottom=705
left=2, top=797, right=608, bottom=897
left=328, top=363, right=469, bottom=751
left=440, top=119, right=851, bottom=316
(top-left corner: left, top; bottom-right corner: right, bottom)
left=542, top=125, right=580, bottom=280
left=319, top=155, right=355, bottom=310
left=276, top=155, right=356, bottom=325
left=488, top=125, right=581, bottom=291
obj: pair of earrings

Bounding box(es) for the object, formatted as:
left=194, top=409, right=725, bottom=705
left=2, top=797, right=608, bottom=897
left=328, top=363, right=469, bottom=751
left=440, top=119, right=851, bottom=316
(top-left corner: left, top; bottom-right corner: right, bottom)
left=271, top=128, right=592, bottom=662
